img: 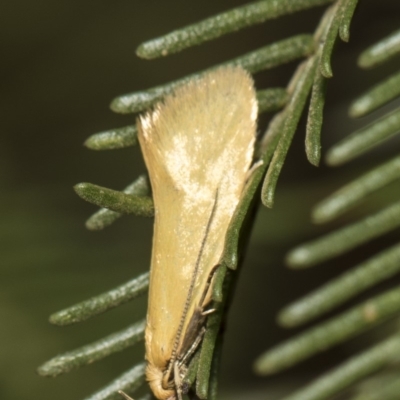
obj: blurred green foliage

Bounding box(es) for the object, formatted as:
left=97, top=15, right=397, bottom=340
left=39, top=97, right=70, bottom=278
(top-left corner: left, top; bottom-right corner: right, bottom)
left=2, top=1, right=400, bottom=399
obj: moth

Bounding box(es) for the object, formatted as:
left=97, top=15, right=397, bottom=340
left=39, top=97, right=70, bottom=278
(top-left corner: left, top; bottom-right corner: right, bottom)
left=131, top=67, right=257, bottom=399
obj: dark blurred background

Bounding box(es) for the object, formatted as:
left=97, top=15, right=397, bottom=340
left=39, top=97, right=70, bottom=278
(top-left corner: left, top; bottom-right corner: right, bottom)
left=2, top=1, right=400, bottom=399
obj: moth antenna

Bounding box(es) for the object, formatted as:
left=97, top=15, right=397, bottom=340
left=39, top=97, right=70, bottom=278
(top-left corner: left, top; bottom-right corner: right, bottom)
left=118, top=390, right=134, bottom=400
left=168, top=190, right=219, bottom=371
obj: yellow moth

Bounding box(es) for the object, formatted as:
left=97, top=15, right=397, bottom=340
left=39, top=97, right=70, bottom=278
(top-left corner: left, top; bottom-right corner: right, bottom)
left=137, top=66, right=257, bottom=400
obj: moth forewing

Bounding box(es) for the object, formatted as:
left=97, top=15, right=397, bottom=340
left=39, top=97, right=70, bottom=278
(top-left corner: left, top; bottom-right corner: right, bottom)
left=137, top=67, right=257, bottom=400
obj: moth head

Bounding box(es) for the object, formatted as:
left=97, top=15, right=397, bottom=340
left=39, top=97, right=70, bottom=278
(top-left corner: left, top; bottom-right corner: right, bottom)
left=146, top=362, right=175, bottom=400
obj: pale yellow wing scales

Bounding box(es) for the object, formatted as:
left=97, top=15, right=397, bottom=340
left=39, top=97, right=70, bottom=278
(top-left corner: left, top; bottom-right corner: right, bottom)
left=137, top=67, right=257, bottom=399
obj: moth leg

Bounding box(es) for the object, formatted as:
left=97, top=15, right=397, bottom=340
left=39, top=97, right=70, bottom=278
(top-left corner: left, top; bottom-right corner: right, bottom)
left=201, top=308, right=216, bottom=316
left=198, top=264, right=220, bottom=309
left=118, top=390, right=134, bottom=400
left=179, top=327, right=206, bottom=368
left=174, top=362, right=184, bottom=400
left=245, top=159, right=263, bottom=181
